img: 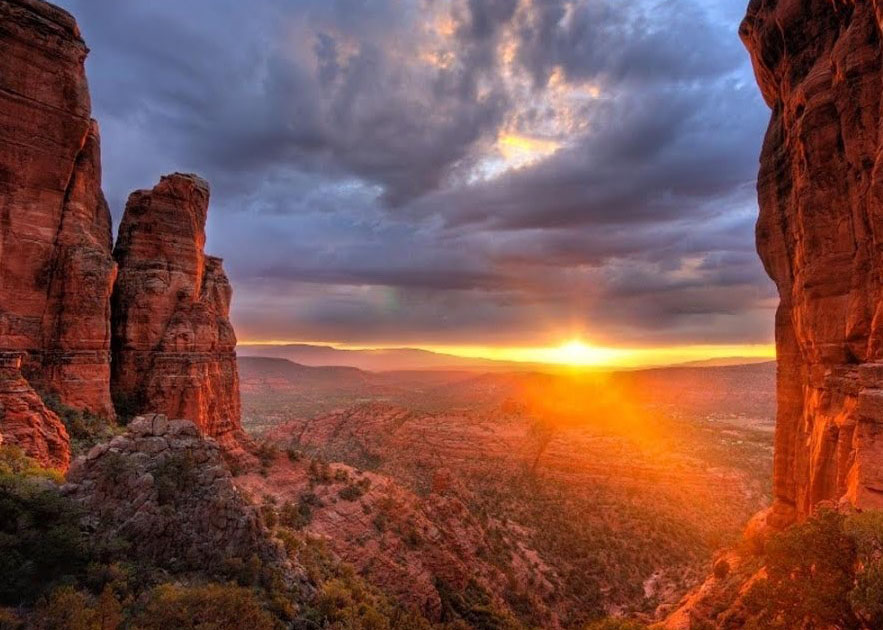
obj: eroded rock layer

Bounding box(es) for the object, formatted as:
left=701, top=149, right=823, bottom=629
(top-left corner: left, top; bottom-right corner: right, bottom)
left=0, top=352, right=69, bottom=469
left=741, top=0, right=883, bottom=526
left=0, top=0, right=116, bottom=419
left=111, top=174, right=247, bottom=456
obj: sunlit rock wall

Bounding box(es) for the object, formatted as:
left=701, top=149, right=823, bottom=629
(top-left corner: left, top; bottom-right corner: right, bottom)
left=742, top=0, right=883, bottom=525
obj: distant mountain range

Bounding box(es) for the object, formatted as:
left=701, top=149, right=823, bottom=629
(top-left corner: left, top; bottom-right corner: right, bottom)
left=237, top=343, right=523, bottom=372
left=669, top=356, right=775, bottom=368
left=237, top=343, right=775, bottom=373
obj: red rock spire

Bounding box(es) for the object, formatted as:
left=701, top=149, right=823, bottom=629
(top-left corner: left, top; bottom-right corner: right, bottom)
left=111, top=174, right=249, bottom=458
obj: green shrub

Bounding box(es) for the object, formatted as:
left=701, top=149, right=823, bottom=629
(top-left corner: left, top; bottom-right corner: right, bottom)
left=40, top=393, right=121, bottom=455
left=435, top=579, right=524, bottom=630
left=278, top=492, right=321, bottom=530
left=338, top=480, right=369, bottom=502
left=153, top=452, right=197, bottom=505
left=741, top=509, right=883, bottom=630
left=0, top=472, right=86, bottom=605
left=255, top=443, right=278, bottom=476
left=308, top=458, right=333, bottom=484
left=0, top=608, right=22, bottom=630
left=0, top=446, right=64, bottom=482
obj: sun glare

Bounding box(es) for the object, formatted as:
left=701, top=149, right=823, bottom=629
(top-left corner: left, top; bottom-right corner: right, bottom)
left=544, top=339, right=624, bottom=366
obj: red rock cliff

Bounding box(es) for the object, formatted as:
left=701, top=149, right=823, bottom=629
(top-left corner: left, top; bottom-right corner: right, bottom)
left=741, top=0, right=883, bottom=526
left=111, top=174, right=247, bottom=456
left=0, top=0, right=116, bottom=419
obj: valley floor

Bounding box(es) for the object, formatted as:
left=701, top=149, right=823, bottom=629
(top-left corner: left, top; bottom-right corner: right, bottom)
left=239, top=361, right=776, bottom=627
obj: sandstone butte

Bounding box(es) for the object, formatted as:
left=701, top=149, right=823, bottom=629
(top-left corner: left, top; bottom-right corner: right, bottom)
left=0, top=0, right=249, bottom=468
left=0, top=0, right=116, bottom=420
left=111, top=173, right=250, bottom=460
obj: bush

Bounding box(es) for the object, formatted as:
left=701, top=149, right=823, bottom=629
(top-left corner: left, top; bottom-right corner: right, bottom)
left=130, top=583, right=277, bottom=630
left=0, top=608, right=22, bottom=630
left=278, top=492, right=323, bottom=530
left=308, top=458, right=333, bottom=484
left=153, top=452, right=197, bottom=505
left=338, top=479, right=370, bottom=502
left=0, top=471, right=86, bottom=605
left=256, top=443, right=278, bottom=475
left=436, top=579, right=524, bottom=630
left=32, top=586, right=122, bottom=630
left=40, top=393, right=120, bottom=455
left=0, top=446, right=63, bottom=482
left=741, top=509, right=883, bottom=630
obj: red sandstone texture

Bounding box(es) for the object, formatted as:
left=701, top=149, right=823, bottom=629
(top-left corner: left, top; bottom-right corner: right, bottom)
left=111, top=174, right=248, bottom=457
left=741, top=0, right=883, bottom=527
left=0, top=352, right=69, bottom=469
left=0, top=0, right=116, bottom=419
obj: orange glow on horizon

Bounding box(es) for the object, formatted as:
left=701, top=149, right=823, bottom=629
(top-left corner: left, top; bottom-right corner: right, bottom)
left=236, top=337, right=775, bottom=369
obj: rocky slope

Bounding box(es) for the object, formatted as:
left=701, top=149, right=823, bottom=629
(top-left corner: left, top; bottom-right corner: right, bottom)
left=744, top=0, right=883, bottom=527
left=0, top=352, right=69, bottom=469
left=0, top=0, right=116, bottom=440
left=64, top=414, right=289, bottom=575
left=237, top=456, right=555, bottom=625
left=111, top=174, right=248, bottom=458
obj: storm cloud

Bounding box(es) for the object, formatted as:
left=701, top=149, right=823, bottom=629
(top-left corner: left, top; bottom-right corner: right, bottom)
left=56, top=0, right=774, bottom=348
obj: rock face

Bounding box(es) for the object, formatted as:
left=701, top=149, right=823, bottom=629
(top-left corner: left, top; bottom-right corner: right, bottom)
left=0, top=0, right=116, bottom=419
left=741, top=0, right=883, bottom=526
left=111, top=174, right=247, bottom=456
left=663, top=4, right=883, bottom=627
left=64, top=414, right=291, bottom=574
left=0, top=352, right=69, bottom=469
left=0, top=0, right=251, bottom=467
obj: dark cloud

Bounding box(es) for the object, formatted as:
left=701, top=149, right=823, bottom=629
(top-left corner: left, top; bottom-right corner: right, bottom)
left=515, top=0, right=744, bottom=87
left=56, top=0, right=775, bottom=349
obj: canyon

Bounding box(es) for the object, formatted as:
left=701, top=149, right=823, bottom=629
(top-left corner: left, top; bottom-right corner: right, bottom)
left=3, top=0, right=883, bottom=628
left=0, top=0, right=246, bottom=467
left=239, top=360, right=776, bottom=625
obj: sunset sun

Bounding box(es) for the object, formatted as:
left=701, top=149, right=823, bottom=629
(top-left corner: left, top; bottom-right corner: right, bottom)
left=545, top=339, right=624, bottom=366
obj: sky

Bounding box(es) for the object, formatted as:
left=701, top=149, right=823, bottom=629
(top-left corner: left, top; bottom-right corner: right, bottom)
left=57, top=0, right=775, bottom=364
